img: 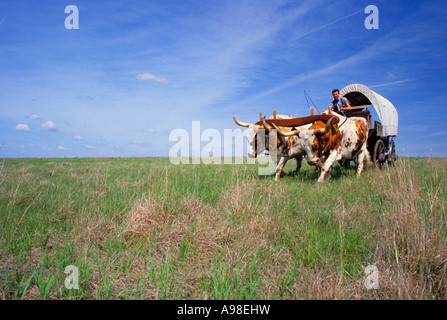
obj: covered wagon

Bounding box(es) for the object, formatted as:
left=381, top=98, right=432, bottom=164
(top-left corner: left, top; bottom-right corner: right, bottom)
left=339, top=83, right=399, bottom=168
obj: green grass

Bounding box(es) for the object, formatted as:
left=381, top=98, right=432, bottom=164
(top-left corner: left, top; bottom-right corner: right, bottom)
left=0, top=157, right=446, bottom=299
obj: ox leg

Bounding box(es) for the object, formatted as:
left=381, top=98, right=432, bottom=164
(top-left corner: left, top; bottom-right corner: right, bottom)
left=356, top=154, right=365, bottom=176
left=317, top=152, right=339, bottom=183
left=326, top=166, right=333, bottom=180
left=317, top=165, right=328, bottom=182
left=318, top=163, right=333, bottom=182
left=275, top=157, right=288, bottom=181
left=293, top=157, right=302, bottom=176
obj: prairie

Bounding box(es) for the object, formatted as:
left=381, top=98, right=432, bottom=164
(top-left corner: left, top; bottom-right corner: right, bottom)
left=0, top=157, right=446, bottom=299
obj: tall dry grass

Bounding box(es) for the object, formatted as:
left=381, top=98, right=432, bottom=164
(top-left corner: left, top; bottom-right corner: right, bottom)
left=366, top=158, right=447, bottom=299
left=121, top=158, right=447, bottom=299
left=1, top=157, right=445, bottom=299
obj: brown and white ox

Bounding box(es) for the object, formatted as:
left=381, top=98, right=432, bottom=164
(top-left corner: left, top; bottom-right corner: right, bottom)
left=233, top=113, right=310, bottom=181
left=272, top=112, right=370, bottom=182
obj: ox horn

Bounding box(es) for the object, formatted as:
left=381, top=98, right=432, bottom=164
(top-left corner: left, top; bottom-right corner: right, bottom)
left=270, top=123, right=299, bottom=137
left=233, top=113, right=251, bottom=127
left=315, top=116, right=336, bottom=136
left=261, top=117, right=271, bottom=132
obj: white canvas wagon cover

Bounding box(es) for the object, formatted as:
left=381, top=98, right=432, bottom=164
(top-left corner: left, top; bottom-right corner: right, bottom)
left=340, top=83, right=398, bottom=136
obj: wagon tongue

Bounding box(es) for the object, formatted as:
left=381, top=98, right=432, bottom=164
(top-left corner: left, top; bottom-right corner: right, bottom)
left=255, top=114, right=339, bottom=127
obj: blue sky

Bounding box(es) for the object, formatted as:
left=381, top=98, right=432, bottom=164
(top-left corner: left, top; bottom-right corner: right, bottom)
left=1, top=0, right=446, bottom=158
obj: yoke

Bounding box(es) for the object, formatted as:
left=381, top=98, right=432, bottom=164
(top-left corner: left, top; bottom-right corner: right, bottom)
left=255, top=114, right=339, bottom=127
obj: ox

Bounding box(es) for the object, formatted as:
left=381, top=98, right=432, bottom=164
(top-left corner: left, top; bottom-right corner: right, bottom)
left=233, top=113, right=309, bottom=181
left=272, top=112, right=370, bottom=182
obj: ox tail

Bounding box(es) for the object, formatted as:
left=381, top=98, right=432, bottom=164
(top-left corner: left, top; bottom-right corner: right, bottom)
left=364, top=147, right=371, bottom=164
left=363, top=130, right=371, bottom=165
left=353, top=136, right=371, bottom=168
left=359, top=140, right=371, bottom=168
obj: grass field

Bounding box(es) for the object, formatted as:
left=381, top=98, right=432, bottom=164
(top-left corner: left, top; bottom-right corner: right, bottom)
left=0, top=156, right=446, bottom=299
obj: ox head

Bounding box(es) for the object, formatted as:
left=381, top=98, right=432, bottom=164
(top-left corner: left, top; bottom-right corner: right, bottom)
left=272, top=117, right=337, bottom=165
left=233, top=113, right=268, bottom=158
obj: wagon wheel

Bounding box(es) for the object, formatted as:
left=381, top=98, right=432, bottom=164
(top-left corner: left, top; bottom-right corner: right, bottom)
left=373, top=139, right=385, bottom=170
left=387, top=140, right=396, bottom=167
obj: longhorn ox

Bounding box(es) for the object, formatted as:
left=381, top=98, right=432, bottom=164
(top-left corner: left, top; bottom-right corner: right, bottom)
left=233, top=113, right=310, bottom=181
left=272, top=112, right=370, bottom=182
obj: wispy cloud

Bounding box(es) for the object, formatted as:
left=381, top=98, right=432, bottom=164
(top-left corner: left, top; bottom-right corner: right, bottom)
left=77, top=95, right=94, bottom=100
left=136, top=72, right=168, bottom=84
left=293, top=0, right=387, bottom=41
left=294, top=8, right=365, bottom=40
left=226, top=20, right=418, bottom=111
left=1, top=1, right=446, bottom=158
left=130, top=140, right=150, bottom=146
left=15, top=124, right=31, bottom=132
left=57, top=146, right=71, bottom=151
left=407, top=124, right=428, bottom=132
left=27, top=114, right=42, bottom=120
left=369, top=79, right=411, bottom=89
left=422, top=131, right=447, bottom=138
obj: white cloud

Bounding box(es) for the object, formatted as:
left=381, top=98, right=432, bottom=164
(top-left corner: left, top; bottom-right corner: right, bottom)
left=41, top=121, right=58, bottom=131
left=15, top=124, right=31, bottom=132
left=73, top=135, right=82, bottom=140
left=387, top=73, right=397, bottom=79
left=84, top=144, right=96, bottom=149
left=57, top=146, right=71, bottom=150
left=136, top=72, right=168, bottom=84
left=144, top=128, right=156, bottom=133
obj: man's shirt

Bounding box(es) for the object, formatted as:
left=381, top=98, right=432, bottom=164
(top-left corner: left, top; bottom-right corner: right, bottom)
left=329, top=97, right=350, bottom=113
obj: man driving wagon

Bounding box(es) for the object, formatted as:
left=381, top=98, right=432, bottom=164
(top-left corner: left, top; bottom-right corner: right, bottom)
left=329, top=89, right=353, bottom=117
